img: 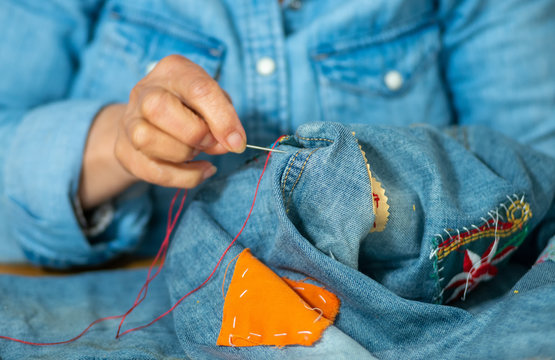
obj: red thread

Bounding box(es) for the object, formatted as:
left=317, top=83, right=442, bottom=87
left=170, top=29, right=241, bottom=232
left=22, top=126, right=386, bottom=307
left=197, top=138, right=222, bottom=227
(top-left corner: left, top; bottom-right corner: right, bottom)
left=115, top=188, right=188, bottom=338
left=0, top=189, right=188, bottom=346
left=117, top=136, right=285, bottom=338
left=0, top=315, right=123, bottom=346
left=0, top=136, right=285, bottom=345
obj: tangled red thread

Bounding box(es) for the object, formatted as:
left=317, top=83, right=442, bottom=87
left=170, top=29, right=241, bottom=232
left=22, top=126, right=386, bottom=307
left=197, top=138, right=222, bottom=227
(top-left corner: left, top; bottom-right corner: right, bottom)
left=0, top=136, right=285, bottom=346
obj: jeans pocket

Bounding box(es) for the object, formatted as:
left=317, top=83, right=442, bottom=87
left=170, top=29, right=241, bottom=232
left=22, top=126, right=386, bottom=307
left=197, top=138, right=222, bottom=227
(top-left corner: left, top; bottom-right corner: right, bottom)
left=72, top=3, right=225, bottom=102
left=310, top=20, right=450, bottom=126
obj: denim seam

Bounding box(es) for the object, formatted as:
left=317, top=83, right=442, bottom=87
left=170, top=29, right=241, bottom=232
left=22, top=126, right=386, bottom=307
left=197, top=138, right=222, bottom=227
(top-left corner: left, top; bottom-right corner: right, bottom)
left=285, top=148, right=320, bottom=213
left=281, top=135, right=333, bottom=202
left=281, top=150, right=302, bottom=200
left=295, top=135, right=334, bottom=143
left=353, top=135, right=372, bottom=192
left=430, top=193, right=532, bottom=304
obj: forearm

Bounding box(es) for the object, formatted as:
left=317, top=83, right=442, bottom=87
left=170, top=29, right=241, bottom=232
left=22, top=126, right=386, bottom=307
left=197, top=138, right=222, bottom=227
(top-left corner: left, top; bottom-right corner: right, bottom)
left=3, top=101, right=155, bottom=268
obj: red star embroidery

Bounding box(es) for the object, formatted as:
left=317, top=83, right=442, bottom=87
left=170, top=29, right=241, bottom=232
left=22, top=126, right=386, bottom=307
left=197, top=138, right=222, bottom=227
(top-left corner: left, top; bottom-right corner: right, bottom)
left=444, top=239, right=518, bottom=303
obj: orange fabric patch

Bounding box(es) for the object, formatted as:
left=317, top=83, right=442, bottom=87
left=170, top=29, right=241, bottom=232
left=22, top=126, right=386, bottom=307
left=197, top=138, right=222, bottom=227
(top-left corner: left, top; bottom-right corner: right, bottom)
left=281, top=278, right=340, bottom=322
left=217, top=249, right=340, bottom=347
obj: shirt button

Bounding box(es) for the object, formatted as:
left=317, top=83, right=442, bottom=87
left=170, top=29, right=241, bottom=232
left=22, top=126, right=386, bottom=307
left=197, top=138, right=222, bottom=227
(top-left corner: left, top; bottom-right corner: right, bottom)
left=256, top=57, right=276, bottom=76
left=384, top=70, right=404, bottom=91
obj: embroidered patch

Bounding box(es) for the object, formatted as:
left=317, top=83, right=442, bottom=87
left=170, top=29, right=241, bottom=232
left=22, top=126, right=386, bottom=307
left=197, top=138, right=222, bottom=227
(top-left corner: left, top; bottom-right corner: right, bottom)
left=351, top=132, right=390, bottom=232
left=217, top=249, right=340, bottom=347
left=536, top=236, right=555, bottom=264
left=430, top=194, right=532, bottom=304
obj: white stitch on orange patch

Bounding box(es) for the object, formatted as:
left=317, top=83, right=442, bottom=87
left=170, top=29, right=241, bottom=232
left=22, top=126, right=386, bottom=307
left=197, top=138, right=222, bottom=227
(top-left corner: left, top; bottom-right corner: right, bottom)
left=217, top=249, right=340, bottom=347
left=303, top=303, right=324, bottom=323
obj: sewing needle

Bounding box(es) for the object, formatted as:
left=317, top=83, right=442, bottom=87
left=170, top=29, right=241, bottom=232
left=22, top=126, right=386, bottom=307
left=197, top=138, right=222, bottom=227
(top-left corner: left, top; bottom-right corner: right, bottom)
left=245, top=144, right=286, bottom=153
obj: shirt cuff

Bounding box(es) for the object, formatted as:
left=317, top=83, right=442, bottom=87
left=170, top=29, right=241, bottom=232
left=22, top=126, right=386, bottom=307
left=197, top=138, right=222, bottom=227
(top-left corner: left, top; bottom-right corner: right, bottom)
left=72, top=195, right=115, bottom=238
left=4, top=100, right=152, bottom=268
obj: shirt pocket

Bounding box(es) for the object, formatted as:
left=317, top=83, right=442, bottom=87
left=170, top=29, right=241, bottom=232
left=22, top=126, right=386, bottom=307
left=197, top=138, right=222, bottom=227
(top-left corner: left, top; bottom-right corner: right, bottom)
left=310, top=21, right=450, bottom=127
left=72, top=4, right=225, bottom=102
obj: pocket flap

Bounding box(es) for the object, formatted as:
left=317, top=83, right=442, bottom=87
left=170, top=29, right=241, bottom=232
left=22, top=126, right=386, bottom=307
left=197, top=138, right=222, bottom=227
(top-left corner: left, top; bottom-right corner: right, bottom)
left=311, top=22, right=440, bottom=96
left=105, top=4, right=226, bottom=78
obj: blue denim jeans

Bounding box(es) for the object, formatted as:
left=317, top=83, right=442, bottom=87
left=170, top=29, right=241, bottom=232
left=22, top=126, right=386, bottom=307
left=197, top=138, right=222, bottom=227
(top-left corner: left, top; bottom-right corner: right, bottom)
left=1, top=122, right=554, bottom=359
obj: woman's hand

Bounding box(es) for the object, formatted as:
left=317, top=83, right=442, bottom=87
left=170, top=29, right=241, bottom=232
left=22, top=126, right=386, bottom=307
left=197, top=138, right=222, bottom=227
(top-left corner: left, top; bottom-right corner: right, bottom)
left=79, top=55, right=246, bottom=209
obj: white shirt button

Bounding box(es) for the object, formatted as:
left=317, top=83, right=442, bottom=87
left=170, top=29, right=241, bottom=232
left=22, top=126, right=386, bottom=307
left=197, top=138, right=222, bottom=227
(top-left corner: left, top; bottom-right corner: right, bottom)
left=145, top=61, right=158, bottom=75
left=384, top=70, right=404, bottom=91
left=256, top=57, right=276, bottom=76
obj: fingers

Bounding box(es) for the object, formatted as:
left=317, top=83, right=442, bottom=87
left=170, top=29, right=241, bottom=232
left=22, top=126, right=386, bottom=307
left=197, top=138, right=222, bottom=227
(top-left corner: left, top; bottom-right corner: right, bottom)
left=155, top=55, right=247, bottom=153
left=115, top=130, right=217, bottom=189
left=115, top=54, right=247, bottom=190
left=203, top=142, right=231, bottom=155
left=138, top=86, right=217, bottom=150
left=126, top=116, right=197, bottom=163
left=179, top=75, right=246, bottom=153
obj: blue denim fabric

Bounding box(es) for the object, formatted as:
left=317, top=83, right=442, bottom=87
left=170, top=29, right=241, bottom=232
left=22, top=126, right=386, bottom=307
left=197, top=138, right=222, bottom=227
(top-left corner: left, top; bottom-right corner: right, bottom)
left=0, top=269, right=186, bottom=359
left=0, top=122, right=554, bottom=359
left=1, top=0, right=555, bottom=266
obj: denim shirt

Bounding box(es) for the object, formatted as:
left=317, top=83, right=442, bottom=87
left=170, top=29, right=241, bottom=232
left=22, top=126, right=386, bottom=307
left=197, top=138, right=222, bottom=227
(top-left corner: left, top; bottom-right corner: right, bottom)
left=1, top=0, right=554, bottom=266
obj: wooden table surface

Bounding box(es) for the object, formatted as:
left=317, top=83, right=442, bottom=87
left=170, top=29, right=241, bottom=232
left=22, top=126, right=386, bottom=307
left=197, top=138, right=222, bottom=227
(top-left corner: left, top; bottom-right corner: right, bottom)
left=0, top=257, right=155, bottom=277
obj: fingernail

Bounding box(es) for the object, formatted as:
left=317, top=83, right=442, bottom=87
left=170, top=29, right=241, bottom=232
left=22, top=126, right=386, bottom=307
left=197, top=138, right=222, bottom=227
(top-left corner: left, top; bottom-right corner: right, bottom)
left=199, top=133, right=216, bottom=148
left=203, top=165, right=217, bottom=180
left=225, top=131, right=246, bottom=153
